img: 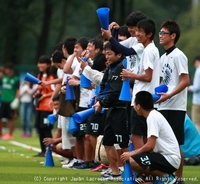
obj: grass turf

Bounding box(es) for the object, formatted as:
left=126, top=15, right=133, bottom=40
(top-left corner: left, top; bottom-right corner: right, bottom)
left=0, top=129, right=199, bottom=184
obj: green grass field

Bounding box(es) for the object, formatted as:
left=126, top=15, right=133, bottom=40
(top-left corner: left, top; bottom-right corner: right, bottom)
left=0, top=129, right=199, bottom=184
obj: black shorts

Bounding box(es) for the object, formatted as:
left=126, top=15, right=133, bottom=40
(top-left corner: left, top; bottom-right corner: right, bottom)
left=86, top=113, right=104, bottom=136
left=35, top=110, right=53, bottom=129
left=131, top=152, right=177, bottom=174
left=130, top=108, right=147, bottom=136
left=0, top=102, right=15, bottom=120
left=102, top=108, right=129, bottom=148
left=72, top=107, right=87, bottom=138
left=159, top=110, right=185, bottom=145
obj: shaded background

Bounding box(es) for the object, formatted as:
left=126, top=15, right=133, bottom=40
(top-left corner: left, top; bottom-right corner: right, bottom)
left=0, top=0, right=200, bottom=73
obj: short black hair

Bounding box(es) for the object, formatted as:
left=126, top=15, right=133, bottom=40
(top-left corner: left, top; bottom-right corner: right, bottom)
left=88, top=38, right=103, bottom=51
left=4, top=62, right=14, bottom=69
left=53, top=42, right=64, bottom=53
left=125, top=11, right=147, bottom=27
left=194, top=55, right=200, bottom=63
left=137, top=19, right=156, bottom=40
left=52, top=94, right=60, bottom=101
left=103, top=42, right=120, bottom=55
left=161, top=20, right=180, bottom=44
left=63, top=37, right=77, bottom=55
left=38, top=55, right=51, bottom=64
left=92, top=52, right=107, bottom=72
left=76, top=37, right=89, bottom=50
left=52, top=51, right=66, bottom=63
left=118, top=25, right=131, bottom=39
left=135, top=91, right=154, bottom=110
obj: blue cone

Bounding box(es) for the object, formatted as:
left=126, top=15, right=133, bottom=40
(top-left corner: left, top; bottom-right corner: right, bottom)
left=80, top=57, right=92, bottom=88
left=154, top=84, right=168, bottom=94
left=119, top=79, right=132, bottom=101
left=24, top=73, right=41, bottom=84
left=80, top=74, right=92, bottom=88
left=96, top=7, right=110, bottom=30
left=73, top=108, right=95, bottom=123
left=47, top=114, right=57, bottom=125
left=68, top=116, right=79, bottom=133
left=95, top=85, right=101, bottom=96
left=45, top=145, right=54, bottom=167
left=88, top=97, right=95, bottom=108
left=128, top=143, right=134, bottom=152
left=65, top=80, right=75, bottom=100
left=123, top=142, right=135, bottom=184
left=122, top=58, right=128, bottom=68
left=123, top=161, right=135, bottom=184
left=152, top=94, right=161, bottom=102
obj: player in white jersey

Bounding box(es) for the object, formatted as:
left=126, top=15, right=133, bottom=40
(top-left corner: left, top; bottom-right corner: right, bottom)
left=156, top=20, right=190, bottom=184
left=121, top=91, right=180, bottom=184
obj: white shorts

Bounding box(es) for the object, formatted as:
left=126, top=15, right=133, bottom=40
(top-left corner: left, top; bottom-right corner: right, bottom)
left=60, top=116, right=75, bottom=149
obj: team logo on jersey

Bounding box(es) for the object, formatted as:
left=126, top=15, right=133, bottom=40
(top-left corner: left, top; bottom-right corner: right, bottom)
left=162, top=63, right=172, bottom=85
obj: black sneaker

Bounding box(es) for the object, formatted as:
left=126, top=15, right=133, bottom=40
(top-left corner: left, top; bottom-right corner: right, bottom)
left=73, top=162, right=90, bottom=169
left=90, top=161, right=101, bottom=169
left=33, top=152, right=45, bottom=157
left=135, top=174, right=154, bottom=184
left=71, top=161, right=83, bottom=168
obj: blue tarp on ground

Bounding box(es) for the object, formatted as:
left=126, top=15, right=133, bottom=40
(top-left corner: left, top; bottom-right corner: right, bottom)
left=181, top=114, right=200, bottom=158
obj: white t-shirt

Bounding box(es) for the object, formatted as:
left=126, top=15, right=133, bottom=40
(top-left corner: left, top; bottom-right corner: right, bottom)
left=120, top=37, right=144, bottom=73
left=82, top=66, right=104, bottom=86
left=120, top=37, right=138, bottom=48
left=72, top=60, right=91, bottom=108
left=131, top=42, right=160, bottom=105
left=57, top=69, right=64, bottom=78
left=158, top=48, right=189, bottom=111
left=147, top=110, right=181, bottom=169
left=67, top=55, right=80, bottom=73
left=19, top=84, right=34, bottom=103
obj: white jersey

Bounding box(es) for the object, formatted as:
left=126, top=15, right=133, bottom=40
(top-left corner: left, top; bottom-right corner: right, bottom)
left=158, top=48, right=189, bottom=111
left=57, top=68, right=64, bottom=78
left=120, top=37, right=143, bottom=73
left=73, top=63, right=91, bottom=108
left=131, top=42, right=160, bottom=105
left=82, top=66, right=104, bottom=86
left=147, top=110, right=181, bottom=169
left=120, top=37, right=138, bottom=48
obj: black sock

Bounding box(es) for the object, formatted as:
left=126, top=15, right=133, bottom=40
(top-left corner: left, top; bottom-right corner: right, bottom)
left=112, top=174, right=121, bottom=177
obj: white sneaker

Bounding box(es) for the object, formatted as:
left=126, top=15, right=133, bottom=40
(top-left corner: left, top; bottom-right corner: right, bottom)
left=101, top=168, right=112, bottom=176
left=61, top=158, right=70, bottom=165
left=62, top=158, right=77, bottom=168
left=103, top=175, right=123, bottom=182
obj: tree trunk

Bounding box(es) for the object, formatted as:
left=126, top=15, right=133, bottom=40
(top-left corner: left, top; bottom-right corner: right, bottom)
left=36, top=0, right=52, bottom=60
left=55, top=1, right=68, bottom=44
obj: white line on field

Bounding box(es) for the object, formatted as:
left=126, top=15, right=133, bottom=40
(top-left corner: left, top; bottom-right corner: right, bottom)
left=9, top=141, right=61, bottom=157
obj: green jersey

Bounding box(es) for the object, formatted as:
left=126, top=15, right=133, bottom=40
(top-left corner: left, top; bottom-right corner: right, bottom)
left=1, top=74, right=19, bottom=102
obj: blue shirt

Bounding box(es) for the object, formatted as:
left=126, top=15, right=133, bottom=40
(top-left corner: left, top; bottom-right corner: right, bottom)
left=189, top=66, right=200, bottom=105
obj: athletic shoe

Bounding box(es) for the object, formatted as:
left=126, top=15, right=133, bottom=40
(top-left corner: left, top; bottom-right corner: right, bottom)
left=21, top=133, right=31, bottom=137
left=61, top=158, right=70, bottom=165
left=103, top=175, right=123, bottom=182
left=33, top=152, right=45, bottom=157
left=62, top=158, right=77, bottom=168
left=90, top=161, right=101, bottom=169
left=2, top=134, right=13, bottom=140
left=135, top=174, right=154, bottom=184
left=73, top=162, right=90, bottom=169
left=101, top=168, right=112, bottom=177
left=91, top=163, right=109, bottom=172
left=153, top=174, right=176, bottom=184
